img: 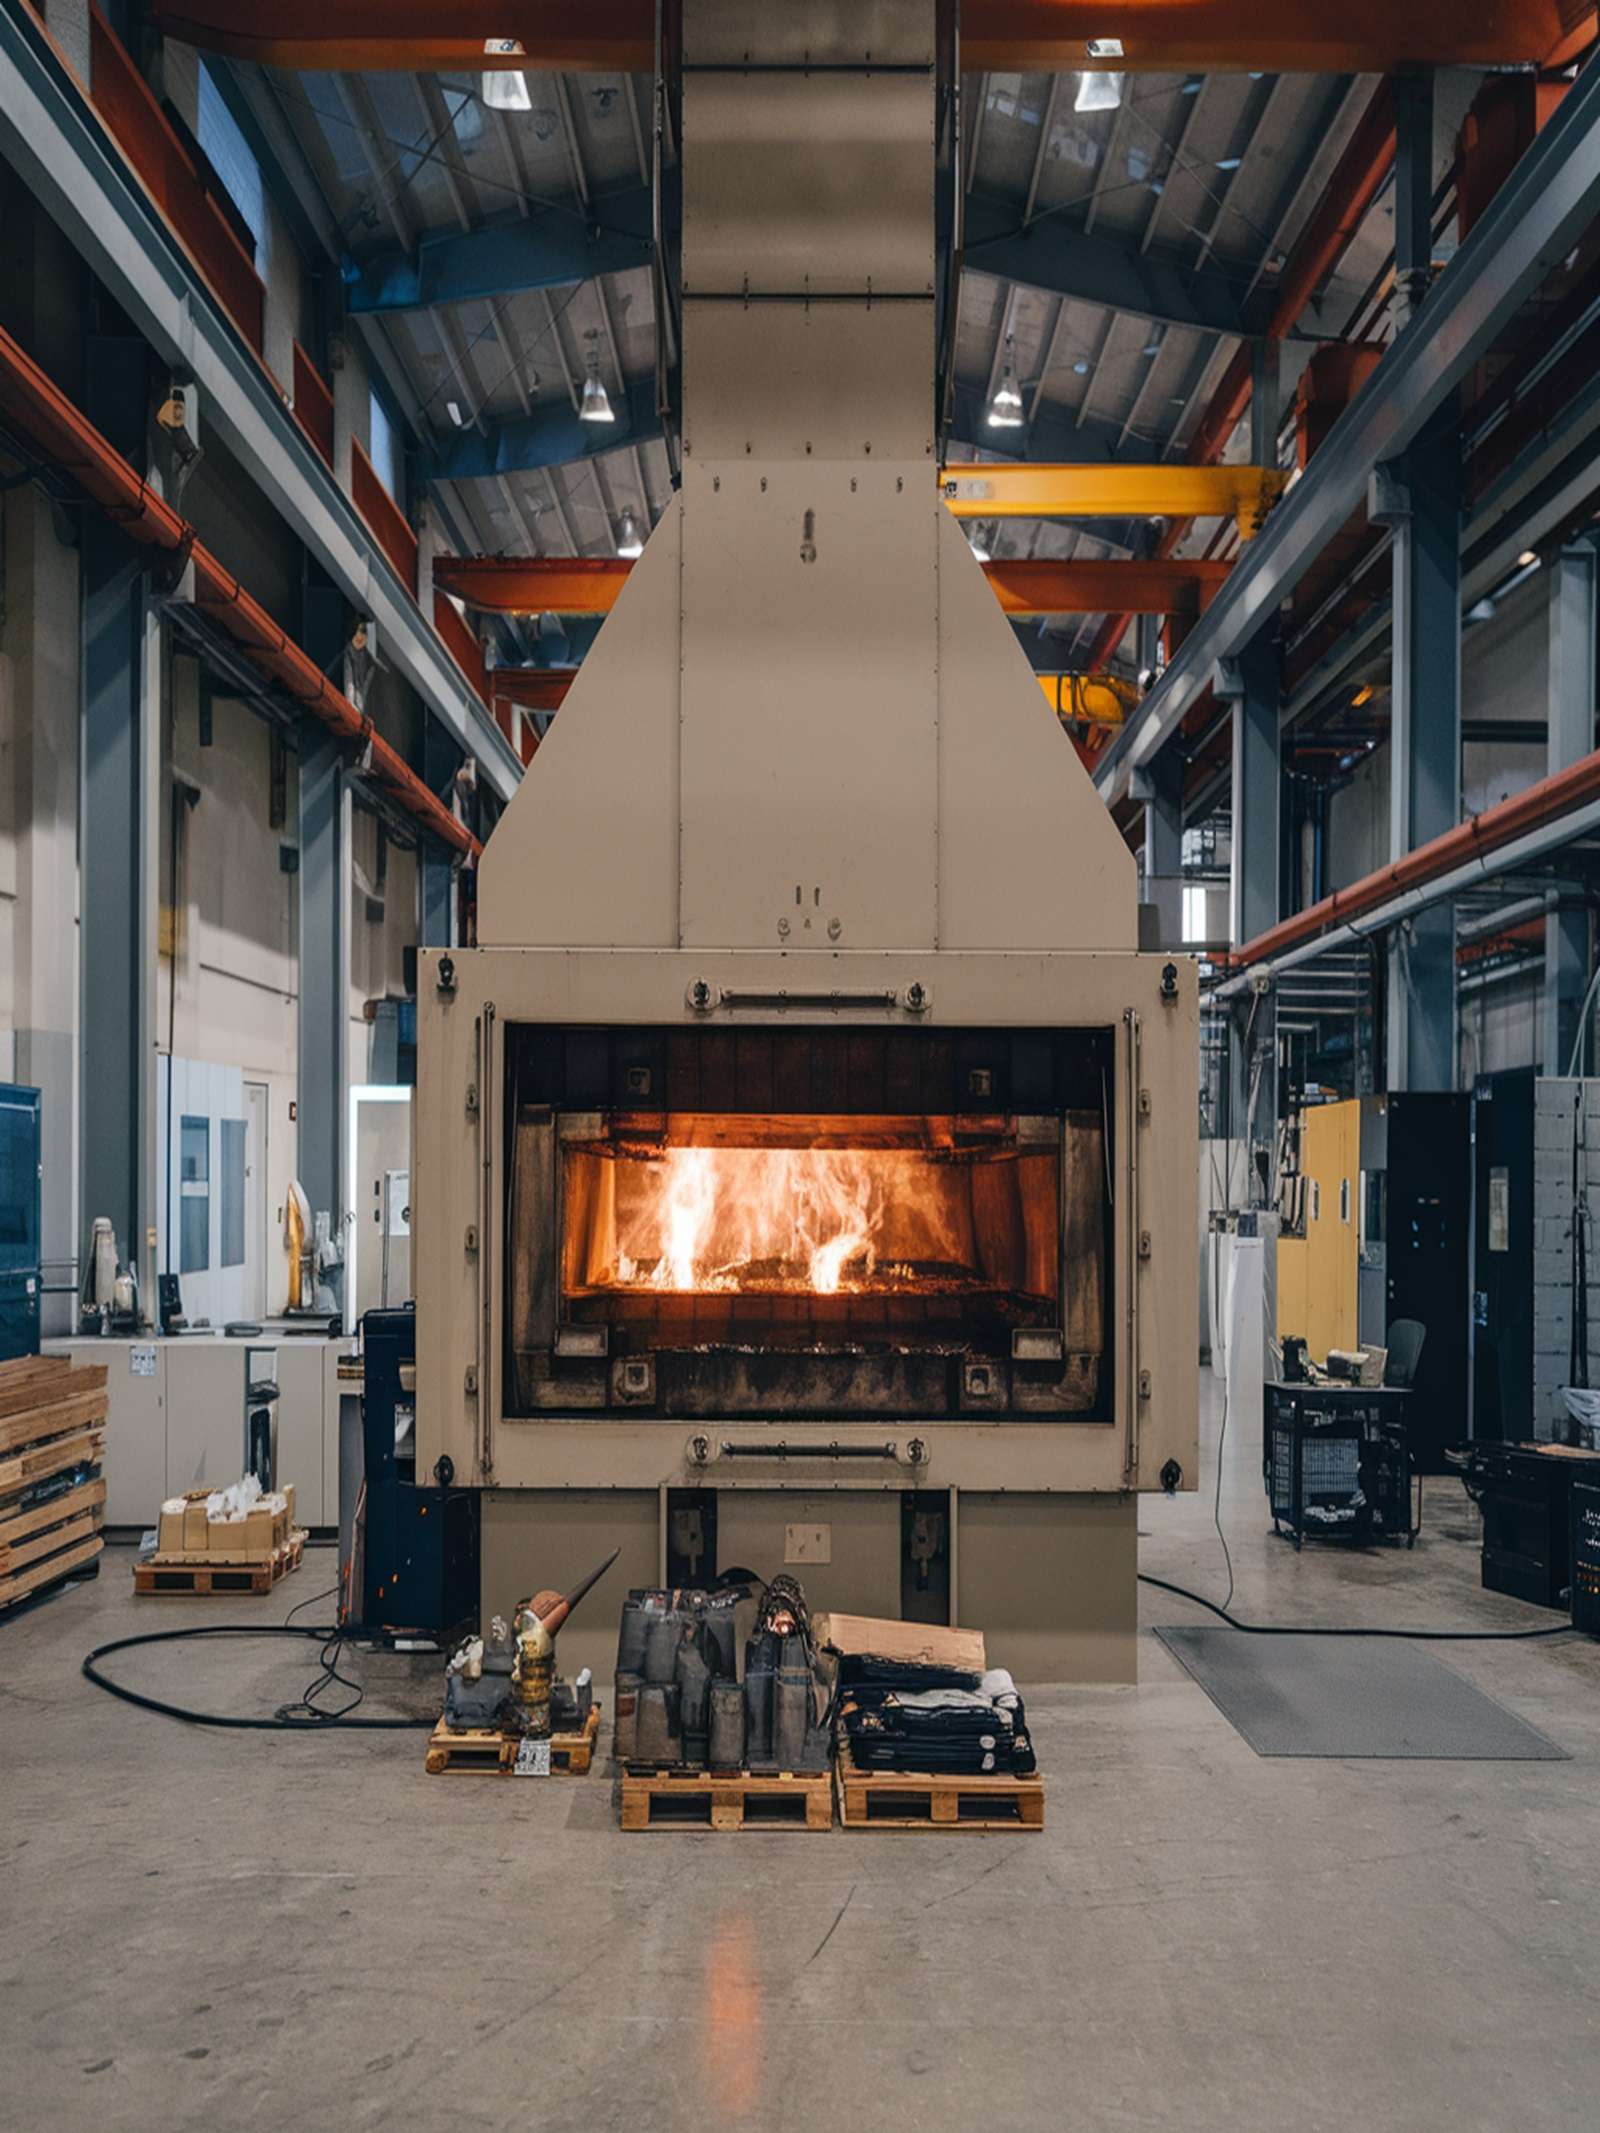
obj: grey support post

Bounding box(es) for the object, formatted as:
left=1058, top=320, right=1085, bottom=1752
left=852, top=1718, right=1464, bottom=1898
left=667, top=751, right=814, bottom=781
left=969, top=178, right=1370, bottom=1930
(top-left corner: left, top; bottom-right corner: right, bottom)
left=1131, top=754, right=1183, bottom=951
left=1545, top=536, right=1598, bottom=1071
left=296, top=572, right=351, bottom=1258
left=1371, top=421, right=1461, bottom=1093
left=1220, top=637, right=1281, bottom=1203
left=420, top=717, right=461, bottom=949
left=80, top=327, right=160, bottom=1321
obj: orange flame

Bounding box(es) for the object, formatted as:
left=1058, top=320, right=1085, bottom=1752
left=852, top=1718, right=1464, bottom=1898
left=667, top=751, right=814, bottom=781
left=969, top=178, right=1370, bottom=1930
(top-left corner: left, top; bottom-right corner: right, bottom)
left=611, top=1145, right=957, bottom=1295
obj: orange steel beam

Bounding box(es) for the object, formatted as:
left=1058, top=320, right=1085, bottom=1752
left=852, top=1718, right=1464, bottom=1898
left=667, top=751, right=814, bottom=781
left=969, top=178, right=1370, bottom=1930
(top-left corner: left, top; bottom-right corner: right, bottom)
left=436, top=553, right=1231, bottom=618
left=0, top=321, right=478, bottom=861
left=435, top=557, right=632, bottom=613
left=990, top=558, right=1229, bottom=615
left=493, top=670, right=577, bottom=713
left=147, top=3, right=1588, bottom=72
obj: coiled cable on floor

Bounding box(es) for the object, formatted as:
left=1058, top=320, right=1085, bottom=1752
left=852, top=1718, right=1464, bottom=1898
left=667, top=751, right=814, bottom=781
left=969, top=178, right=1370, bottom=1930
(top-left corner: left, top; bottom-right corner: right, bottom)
left=1136, top=1573, right=1575, bottom=1641
left=81, top=1621, right=438, bottom=1730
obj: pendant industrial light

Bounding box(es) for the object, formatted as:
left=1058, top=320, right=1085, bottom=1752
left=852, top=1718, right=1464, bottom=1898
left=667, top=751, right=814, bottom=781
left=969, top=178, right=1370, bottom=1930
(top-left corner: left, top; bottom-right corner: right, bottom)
left=482, top=37, right=532, bottom=110
left=616, top=508, right=644, bottom=558
left=1074, top=70, right=1123, bottom=112
left=578, top=351, right=615, bottom=425
left=987, top=335, right=1024, bottom=429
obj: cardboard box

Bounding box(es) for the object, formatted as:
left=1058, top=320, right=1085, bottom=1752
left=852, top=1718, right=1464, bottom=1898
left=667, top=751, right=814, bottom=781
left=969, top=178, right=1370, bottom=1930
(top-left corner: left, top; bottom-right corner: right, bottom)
left=157, top=1505, right=187, bottom=1555
left=208, top=1505, right=280, bottom=1560
left=181, top=1500, right=211, bottom=1551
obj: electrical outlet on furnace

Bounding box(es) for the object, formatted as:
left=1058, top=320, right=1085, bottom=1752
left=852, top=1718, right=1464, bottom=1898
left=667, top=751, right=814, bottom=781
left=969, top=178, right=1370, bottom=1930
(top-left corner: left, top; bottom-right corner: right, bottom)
left=784, top=1523, right=831, bottom=1565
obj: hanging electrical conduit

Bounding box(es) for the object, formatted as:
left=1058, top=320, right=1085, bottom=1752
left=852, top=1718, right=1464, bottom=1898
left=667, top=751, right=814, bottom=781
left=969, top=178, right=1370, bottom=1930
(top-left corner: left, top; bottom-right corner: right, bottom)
left=0, top=320, right=480, bottom=862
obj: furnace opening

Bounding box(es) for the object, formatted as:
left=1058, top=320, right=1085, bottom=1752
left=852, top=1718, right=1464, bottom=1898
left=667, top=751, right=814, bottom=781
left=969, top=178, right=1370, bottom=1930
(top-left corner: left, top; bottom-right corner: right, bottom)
left=560, top=1115, right=1060, bottom=1335
left=503, top=1023, right=1115, bottom=1421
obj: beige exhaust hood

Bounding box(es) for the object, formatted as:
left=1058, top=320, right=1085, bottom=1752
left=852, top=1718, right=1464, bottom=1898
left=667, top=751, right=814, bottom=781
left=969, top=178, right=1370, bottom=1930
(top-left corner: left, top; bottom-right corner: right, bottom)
left=477, top=0, right=1137, bottom=958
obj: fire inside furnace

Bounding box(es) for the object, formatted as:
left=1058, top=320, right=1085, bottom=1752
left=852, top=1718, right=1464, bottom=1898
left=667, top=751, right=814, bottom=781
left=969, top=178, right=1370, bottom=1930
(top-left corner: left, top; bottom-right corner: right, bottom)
left=560, top=1118, right=1061, bottom=1310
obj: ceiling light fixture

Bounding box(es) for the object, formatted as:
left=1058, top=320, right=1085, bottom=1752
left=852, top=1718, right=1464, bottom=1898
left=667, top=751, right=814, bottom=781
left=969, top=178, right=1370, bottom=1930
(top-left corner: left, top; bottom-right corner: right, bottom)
left=987, top=334, right=1025, bottom=429
left=446, top=399, right=464, bottom=426
left=1074, top=70, right=1124, bottom=113
left=482, top=38, right=532, bottom=111
left=616, top=508, right=644, bottom=558
left=579, top=354, right=615, bottom=425
left=1518, top=548, right=1539, bottom=567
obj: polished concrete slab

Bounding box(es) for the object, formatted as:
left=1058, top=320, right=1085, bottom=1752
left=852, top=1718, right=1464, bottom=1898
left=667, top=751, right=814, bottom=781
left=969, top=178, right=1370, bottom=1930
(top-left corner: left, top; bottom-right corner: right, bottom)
left=4, top=1373, right=1600, bottom=2132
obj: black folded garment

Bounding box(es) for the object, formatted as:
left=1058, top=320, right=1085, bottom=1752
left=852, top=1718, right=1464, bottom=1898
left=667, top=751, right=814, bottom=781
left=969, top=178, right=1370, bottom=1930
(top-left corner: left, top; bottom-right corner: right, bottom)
left=839, top=1657, right=983, bottom=1693
left=839, top=1677, right=1036, bottom=1777
left=844, top=1687, right=1008, bottom=1738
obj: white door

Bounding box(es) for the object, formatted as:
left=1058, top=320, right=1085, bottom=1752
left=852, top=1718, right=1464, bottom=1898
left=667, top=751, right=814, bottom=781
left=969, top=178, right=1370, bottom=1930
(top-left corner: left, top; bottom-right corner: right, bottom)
left=244, top=1081, right=270, bottom=1320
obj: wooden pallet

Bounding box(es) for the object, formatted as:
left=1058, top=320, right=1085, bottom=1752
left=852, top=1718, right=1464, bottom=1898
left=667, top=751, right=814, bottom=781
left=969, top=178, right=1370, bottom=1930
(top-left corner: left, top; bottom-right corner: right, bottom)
left=133, top=1532, right=305, bottom=1596
left=424, top=1702, right=602, bottom=1776
left=619, top=1765, right=833, bottom=1831
left=0, top=1479, right=106, bottom=1575
left=834, top=1751, right=1045, bottom=1832
left=0, top=1531, right=102, bottom=1612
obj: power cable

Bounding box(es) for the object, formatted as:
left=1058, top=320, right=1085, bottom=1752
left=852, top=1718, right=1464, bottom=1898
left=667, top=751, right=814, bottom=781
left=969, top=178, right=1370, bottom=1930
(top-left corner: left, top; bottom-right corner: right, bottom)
left=1137, top=1572, right=1574, bottom=1641
left=81, top=1621, right=436, bottom=1731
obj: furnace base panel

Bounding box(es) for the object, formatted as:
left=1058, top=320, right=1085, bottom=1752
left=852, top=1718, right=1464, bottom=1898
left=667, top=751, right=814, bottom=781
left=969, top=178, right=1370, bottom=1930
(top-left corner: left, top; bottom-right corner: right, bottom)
left=480, top=1487, right=1137, bottom=1685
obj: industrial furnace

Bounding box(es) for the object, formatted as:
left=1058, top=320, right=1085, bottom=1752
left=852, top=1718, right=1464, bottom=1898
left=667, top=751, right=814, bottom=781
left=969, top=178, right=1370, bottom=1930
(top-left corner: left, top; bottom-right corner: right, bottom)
left=415, top=0, right=1198, bottom=1680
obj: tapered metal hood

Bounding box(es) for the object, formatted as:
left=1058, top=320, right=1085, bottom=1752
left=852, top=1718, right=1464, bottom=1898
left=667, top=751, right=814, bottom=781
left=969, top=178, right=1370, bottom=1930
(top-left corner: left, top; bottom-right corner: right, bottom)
left=477, top=0, right=1136, bottom=957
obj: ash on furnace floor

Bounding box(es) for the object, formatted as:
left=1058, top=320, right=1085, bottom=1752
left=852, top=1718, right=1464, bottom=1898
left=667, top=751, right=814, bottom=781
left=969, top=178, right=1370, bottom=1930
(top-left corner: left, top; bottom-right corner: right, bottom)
left=4, top=1371, right=1599, bottom=2133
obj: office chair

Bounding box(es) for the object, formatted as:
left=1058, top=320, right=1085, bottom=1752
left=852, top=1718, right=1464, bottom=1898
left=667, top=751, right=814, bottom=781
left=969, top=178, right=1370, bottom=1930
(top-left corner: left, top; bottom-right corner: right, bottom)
left=1384, top=1319, right=1427, bottom=1390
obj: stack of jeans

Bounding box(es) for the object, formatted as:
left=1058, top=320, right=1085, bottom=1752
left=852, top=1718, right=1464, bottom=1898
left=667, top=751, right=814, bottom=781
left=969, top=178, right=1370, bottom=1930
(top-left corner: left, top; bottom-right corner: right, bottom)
left=838, top=1666, right=1035, bottom=1776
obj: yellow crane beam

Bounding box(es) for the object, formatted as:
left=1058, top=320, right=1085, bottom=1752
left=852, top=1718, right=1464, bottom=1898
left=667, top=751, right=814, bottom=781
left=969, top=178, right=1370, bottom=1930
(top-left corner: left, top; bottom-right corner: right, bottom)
left=940, top=463, right=1288, bottom=540
left=1035, top=673, right=1140, bottom=727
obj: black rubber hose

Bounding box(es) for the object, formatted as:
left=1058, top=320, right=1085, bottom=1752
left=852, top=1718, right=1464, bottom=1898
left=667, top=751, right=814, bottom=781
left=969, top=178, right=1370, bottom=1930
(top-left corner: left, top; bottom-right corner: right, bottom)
left=1138, top=1572, right=1574, bottom=1641
left=82, top=1622, right=437, bottom=1730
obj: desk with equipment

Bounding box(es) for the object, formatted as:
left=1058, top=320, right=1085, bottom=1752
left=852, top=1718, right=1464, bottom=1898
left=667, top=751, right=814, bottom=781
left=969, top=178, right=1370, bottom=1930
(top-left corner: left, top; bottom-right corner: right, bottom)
left=1265, top=1327, right=1425, bottom=1548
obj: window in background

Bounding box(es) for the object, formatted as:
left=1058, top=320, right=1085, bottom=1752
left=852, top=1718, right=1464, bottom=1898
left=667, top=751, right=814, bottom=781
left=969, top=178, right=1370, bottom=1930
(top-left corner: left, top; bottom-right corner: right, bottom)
left=197, top=60, right=269, bottom=266
left=221, top=1119, right=247, bottom=1269
left=1182, top=883, right=1209, bottom=945
left=180, top=1115, right=210, bottom=1274
left=369, top=387, right=403, bottom=503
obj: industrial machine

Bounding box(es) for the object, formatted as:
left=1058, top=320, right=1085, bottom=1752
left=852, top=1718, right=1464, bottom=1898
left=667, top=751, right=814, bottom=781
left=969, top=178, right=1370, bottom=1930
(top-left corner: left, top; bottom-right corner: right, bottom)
left=1471, top=1070, right=1600, bottom=1448
left=0, top=1082, right=42, bottom=1361
left=1276, top=1092, right=1469, bottom=1471
left=414, top=0, right=1198, bottom=1682
left=345, top=1305, right=478, bottom=1640
left=1472, top=1068, right=1537, bottom=1443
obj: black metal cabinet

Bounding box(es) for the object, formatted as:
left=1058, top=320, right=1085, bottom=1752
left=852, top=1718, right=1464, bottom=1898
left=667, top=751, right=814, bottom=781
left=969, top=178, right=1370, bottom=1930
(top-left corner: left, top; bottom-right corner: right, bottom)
left=1359, top=1093, right=1471, bottom=1473
left=0, top=1083, right=42, bottom=1363
left=1471, top=1069, right=1536, bottom=1445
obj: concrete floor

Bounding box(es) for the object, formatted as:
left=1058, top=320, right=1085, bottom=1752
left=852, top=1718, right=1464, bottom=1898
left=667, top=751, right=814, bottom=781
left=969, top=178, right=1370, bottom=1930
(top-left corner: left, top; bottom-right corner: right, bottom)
left=5, top=1374, right=1600, bottom=2132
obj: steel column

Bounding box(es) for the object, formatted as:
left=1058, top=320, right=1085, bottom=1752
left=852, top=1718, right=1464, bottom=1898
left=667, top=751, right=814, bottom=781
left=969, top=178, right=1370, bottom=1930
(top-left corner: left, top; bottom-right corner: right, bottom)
left=79, top=328, right=160, bottom=1320
left=421, top=718, right=461, bottom=948
left=1379, top=415, right=1461, bottom=1090
left=1545, top=536, right=1598, bottom=1070
left=296, top=574, right=351, bottom=1247
left=1391, top=71, right=1436, bottom=333
left=1250, top=338, right=1280, bottom=468
left=1132, top=756, right=1184, bottom=949
left=1223, top=638, right=1280, bottom=1198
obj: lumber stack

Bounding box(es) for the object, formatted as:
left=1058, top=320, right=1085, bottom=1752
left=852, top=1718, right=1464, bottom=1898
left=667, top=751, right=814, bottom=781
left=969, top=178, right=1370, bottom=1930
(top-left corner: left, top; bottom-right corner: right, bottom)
left=0, top=1355, right=109, bottom=1613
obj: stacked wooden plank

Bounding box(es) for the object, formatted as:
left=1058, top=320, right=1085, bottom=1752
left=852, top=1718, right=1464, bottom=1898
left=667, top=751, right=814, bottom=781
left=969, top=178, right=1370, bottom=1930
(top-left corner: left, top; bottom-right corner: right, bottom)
left=0, top=1355, right=109, bottom=1613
